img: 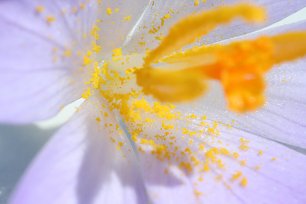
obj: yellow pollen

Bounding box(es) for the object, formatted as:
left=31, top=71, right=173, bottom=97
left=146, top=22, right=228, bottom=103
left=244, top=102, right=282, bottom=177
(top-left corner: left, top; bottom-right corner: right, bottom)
left=61, top=49, right=71, bottom=57
left=240, top=177, right=248, bottom=187
left=194, top=0, right=199, bottom=6
left=123, top=15, right=132, bottom=22
left=75, top=3, right=306, bottom=195
left=82, top=88, right=91, bottom=99
left=92, top=43, right=102, bottom=53
left=106, top=8, right=112, bottom=15
left=112, top=48, right=123, bottom=61
left=46, top=15, right=56, bottom=24
left=83, top=51, right=92, bottom=66
left=91, top=25, right=100, bottom=40
left=79, top=3, right=86, bottom=10
left=231, top=171, right=242, bottom=181
left=112, top=48, right=122, bottom=57
left=35, top=5, right=45, bottom=13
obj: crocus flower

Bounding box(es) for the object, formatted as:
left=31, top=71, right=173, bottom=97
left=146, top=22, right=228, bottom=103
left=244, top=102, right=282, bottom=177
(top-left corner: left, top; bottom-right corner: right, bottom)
left=1, top=0, right=306, bottom=204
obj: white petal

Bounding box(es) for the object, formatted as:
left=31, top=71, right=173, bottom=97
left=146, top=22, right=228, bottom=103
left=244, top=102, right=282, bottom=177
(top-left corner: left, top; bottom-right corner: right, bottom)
left=123, top=0, right=306, bottom=53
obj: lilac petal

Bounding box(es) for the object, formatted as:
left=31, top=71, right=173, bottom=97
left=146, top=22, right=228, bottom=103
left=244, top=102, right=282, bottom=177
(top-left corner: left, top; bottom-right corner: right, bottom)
left=0, top=0, right=87, bottom=123
left=177, top=20, right=306, bottom=149
left=139, top=124, right=306, bottom=204
left=139, top=154, right=198, bottom=203
left=195, top=127, right=306, bottom=204
left=92, top=0, right=150, bottom=55
left=10, top=102, right=149, bottom=204
left=123, top=0, right=306, bottom=52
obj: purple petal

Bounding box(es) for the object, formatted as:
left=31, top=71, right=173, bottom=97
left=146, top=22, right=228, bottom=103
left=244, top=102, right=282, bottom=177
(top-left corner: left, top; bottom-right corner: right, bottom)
left=139, top=154, right=198, bottom=203
left=10, top=102, right=149, bottom=204
left=139, top=124, right=306, bottom=203
left=0, top=0, right=88, bottom=123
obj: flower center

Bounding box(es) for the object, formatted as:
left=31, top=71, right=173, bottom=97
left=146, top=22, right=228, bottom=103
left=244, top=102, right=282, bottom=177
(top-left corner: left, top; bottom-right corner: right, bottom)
left=76, top=2, right=306, bottom=197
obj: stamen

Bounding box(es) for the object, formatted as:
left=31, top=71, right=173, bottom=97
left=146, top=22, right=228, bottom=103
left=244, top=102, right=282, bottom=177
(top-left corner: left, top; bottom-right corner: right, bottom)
left=136, top=3, right=306, bottom=112
left=144, top=4, right=265, bottom=66
left=271, top=32, right=306, bottom=64
left=136, top=68, right=207, bottom=102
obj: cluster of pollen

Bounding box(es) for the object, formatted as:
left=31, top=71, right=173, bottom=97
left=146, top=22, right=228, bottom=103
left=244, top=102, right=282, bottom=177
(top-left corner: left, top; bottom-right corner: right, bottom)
left=34, top=5, right=56, bottom=24
left=38, top=1, right=306, bottom=199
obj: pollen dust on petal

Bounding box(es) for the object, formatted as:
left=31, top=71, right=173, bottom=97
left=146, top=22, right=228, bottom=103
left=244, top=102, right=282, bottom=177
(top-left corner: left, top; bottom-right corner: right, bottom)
left=71, top=3, right=299, bottom=200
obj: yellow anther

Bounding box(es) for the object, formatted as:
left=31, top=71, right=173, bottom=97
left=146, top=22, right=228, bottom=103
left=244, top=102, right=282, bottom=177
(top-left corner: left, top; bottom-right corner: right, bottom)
left=271, top=32, right=306, bottom=64
left=138, top=27, right=306, bottom=112
left=144, top=4, right=265, bottom=65
left=136, top=67, right=207, bottom=102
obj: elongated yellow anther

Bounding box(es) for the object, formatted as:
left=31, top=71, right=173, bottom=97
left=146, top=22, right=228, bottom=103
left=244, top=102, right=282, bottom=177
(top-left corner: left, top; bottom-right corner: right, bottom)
left=136, top=68, right=207, bottom=102
left=136, top=3, right=306, bottom=113
left=144, top=4, right=266, bottom=65
left=271, top=32, right=306, bottom=64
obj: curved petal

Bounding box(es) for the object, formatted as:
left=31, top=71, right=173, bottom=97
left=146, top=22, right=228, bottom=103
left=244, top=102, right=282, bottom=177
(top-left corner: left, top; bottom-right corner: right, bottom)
left=0, top=0, right=88, bottom=123
left=123, top=0, right=306, bottom=53
left=139, top=122, right=306, bottom=204
left=10, top=101, right=149, bottom=204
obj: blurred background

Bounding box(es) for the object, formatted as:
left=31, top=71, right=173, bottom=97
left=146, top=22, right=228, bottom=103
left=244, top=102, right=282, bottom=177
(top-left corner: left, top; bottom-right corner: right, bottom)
left=0, top=7, right=306, bottom=204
